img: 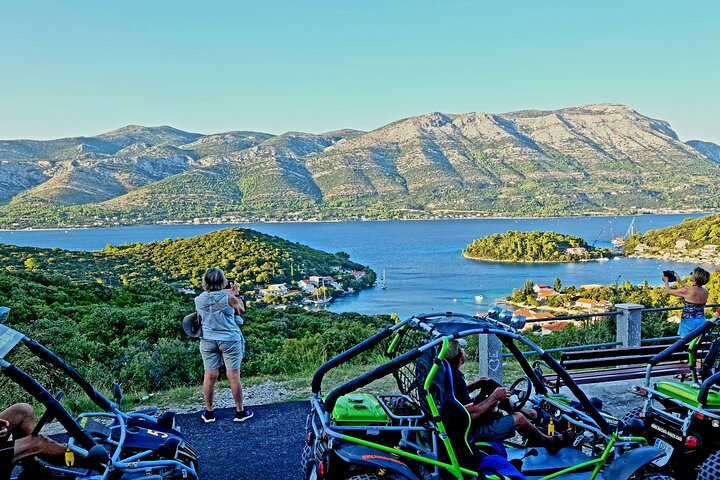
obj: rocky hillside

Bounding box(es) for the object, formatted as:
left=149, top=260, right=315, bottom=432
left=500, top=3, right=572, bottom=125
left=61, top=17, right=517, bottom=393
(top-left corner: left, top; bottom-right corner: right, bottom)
left=2, top=104, right=719, bottom=228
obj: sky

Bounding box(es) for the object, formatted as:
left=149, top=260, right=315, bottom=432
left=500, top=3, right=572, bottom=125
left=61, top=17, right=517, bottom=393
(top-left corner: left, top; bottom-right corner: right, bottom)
left=1, top=0, right=718, bottom=142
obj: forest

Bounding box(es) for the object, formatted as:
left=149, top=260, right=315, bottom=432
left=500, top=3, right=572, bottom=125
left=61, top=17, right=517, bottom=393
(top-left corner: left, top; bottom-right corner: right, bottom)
left=463, top=230, right=613, bottom=262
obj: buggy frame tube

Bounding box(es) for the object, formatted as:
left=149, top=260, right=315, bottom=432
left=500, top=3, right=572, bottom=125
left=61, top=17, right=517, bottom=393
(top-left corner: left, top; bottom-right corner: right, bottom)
left=21, top=337, right=119, bottom=414
left=312, top=318, right=411, bottom=394
left=0, top=361, right=100, bottom=451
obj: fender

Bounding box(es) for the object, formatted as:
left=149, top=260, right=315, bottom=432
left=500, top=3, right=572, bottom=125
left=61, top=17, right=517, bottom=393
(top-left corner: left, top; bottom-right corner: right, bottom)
left=602, top=446, right=664, bottom=480
left=333, top=442, right=421, bottom=480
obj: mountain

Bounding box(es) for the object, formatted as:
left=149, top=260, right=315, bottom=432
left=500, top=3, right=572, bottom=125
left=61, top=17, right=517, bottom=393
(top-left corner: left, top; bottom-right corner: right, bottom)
left=1, top=104, right=719, bottom=228
left=687, top=140, right=720, bottom=163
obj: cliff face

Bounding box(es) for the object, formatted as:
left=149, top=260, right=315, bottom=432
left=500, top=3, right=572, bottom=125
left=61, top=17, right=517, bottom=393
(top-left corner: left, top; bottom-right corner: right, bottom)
left=1, top=104, right=719, bottom=224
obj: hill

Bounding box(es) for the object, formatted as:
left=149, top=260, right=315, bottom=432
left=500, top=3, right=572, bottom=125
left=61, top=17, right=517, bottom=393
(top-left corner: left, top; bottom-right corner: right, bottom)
left=2, top=104, right=720, bottom=228
left=463, top=230, right=613, bottom=262
left=0, top=229, right=380, bottom=408
left=625, top=213, right=720, bottom=264
left=0, top=227, right=375, bottom=290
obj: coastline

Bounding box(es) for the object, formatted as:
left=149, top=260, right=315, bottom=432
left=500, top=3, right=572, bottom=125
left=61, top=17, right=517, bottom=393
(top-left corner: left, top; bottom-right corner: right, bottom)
left=0, top=209, right=714, bottom=232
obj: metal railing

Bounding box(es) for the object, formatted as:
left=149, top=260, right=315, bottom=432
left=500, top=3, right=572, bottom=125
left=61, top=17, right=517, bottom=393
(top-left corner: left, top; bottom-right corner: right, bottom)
left=502, top=303, right=720, bottom=359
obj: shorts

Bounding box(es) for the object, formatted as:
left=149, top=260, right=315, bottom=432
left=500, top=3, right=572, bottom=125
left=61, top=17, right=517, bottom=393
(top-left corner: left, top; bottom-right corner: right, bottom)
left=200, top=336, right=244, bottom=371
left=469, top=415, right=516, bottom=442
left=678, top=317, right=706, bottom=337
left=0, top=439, right=14, bottom=480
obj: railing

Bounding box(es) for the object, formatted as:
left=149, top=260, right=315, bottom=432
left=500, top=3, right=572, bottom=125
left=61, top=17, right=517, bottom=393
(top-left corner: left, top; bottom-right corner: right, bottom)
left=483, top=303, right=720, bottom=381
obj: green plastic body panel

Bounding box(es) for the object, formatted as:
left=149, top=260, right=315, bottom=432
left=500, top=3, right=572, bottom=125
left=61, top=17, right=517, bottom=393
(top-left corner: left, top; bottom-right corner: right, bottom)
left=332, top=393, right=389, bottom=425
left=656, top=381, right=720, bottom=408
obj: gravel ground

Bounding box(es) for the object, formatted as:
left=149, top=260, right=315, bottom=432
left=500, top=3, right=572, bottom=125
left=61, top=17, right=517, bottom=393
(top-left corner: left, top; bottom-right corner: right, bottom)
left=175, top=401, right=309, bottom=480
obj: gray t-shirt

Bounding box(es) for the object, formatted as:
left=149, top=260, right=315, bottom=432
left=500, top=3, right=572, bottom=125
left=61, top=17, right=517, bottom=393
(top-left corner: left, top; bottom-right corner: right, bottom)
left=194, top=291, right=242, bottom=341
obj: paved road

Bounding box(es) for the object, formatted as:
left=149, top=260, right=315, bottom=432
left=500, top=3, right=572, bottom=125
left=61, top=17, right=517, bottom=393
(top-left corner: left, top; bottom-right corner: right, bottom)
left=176, top=401, right=309, bottom=480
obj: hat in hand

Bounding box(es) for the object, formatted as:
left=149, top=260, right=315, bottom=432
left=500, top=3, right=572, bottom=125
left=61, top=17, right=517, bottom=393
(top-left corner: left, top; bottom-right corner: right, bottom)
left=183, top=312, right=201, bottom=338
left=446, top=338, right=468, bottom=359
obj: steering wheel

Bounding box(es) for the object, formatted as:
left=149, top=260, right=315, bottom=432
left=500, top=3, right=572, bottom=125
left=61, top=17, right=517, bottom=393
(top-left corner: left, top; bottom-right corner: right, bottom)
left=508, top=376, right=532, bottom=412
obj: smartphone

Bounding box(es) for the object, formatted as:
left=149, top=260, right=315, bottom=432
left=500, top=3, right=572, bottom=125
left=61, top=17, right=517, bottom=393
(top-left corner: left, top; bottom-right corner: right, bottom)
left=663, top=270, right=677, bottom=282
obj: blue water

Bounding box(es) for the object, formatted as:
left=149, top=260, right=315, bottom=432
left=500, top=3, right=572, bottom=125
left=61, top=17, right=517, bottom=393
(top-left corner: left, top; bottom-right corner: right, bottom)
left=0, top=214, right=713, bottom=318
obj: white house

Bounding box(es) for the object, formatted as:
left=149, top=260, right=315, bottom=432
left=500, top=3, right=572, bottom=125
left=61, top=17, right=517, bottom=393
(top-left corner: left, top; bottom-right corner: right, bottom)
left=566, top=247, right=587, bottom=255
left=297, top=279, right=316, bottom=292
left=675, top=239, right=690, bottom=250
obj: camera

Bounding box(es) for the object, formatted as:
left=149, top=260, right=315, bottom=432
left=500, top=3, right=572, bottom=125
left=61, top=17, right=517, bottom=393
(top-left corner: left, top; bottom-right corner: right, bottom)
left=663, top=270, right=677, bottom=282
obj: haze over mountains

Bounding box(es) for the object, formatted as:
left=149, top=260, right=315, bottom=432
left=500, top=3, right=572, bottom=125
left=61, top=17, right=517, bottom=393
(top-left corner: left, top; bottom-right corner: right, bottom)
left=1, top=103, right=719, bottom=228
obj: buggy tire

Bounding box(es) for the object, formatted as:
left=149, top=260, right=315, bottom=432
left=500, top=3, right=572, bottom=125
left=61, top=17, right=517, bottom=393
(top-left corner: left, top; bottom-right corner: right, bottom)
left=346, top=475, right=381, bottom=480
left=301, top=410, right=316, bottom=480
left=698, top=450, right=720, bottom=480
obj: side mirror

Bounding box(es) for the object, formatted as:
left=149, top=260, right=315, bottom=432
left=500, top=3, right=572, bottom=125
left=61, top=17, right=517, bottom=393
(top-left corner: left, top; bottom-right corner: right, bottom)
left=511, top=315, right=527, bottom=330
left=498, top=309, right=513, bottom=325
left=487, top=306, right=502, bottom=319
left=112, top=383, right=123, bottom=406
left=0, top=307, right=10, bottom=324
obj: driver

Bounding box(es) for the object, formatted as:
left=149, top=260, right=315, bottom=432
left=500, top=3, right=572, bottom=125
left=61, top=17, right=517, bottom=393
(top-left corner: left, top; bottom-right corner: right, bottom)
left=0, top=403, right=71, bottom=480
left=447, top=339, right=572, bottom=453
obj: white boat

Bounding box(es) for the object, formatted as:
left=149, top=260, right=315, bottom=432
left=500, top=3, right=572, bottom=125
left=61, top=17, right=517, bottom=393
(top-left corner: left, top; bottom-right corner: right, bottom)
left=307, top=288, right=331, bottom=305
left=474, top=294, right=484, bottom=303
left=379, top=269, right=387, bottom=289
left=596, top=257, right=610, bottom=262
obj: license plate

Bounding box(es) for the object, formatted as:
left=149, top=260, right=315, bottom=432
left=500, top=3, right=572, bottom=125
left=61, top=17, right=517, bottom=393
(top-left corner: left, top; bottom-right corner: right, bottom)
left=652, top=438, right=674, bottom=467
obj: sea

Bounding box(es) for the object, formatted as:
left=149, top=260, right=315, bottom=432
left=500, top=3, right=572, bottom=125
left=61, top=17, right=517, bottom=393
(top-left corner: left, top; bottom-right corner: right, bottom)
left=0, top=214, right=713, bottom=319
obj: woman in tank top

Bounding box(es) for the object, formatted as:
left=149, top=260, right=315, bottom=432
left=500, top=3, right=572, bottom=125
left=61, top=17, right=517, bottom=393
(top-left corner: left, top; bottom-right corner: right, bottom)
left=663, top=267, right=711, bottom=337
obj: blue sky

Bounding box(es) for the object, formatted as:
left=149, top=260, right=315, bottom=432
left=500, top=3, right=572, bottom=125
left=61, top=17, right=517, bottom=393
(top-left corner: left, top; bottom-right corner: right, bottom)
left=1, top=0, right=718, bottom=142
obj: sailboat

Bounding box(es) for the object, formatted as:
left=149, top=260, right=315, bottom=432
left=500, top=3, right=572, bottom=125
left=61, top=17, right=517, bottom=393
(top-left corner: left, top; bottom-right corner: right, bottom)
left=611, top=217, right=635, bottom=247
left=380, top=269, right=387, bottom=289
left=307, top=287, right=331, bottom=305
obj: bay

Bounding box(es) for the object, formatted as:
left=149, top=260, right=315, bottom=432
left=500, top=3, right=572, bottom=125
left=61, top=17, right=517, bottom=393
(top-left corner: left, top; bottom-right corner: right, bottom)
left=0, top=214, right=712, bottom=318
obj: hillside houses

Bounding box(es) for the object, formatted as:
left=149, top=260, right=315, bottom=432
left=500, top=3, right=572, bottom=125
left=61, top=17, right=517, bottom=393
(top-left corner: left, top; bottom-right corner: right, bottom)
left=574, top=298, right=613, bottom=309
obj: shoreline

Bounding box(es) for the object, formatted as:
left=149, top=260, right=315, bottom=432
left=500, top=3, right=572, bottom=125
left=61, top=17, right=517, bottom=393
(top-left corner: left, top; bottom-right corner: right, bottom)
left=0, top=209, right=714, bottom=233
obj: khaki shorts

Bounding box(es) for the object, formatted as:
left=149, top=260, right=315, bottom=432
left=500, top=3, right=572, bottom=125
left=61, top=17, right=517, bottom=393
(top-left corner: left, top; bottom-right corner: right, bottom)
left=200, top=336, right=244, bottom=371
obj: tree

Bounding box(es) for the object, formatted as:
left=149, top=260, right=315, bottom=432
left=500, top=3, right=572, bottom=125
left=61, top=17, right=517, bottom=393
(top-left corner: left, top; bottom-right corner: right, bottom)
left=24, top=257, right=39, bottom=270
left=554, top=277, right=562, bottom=292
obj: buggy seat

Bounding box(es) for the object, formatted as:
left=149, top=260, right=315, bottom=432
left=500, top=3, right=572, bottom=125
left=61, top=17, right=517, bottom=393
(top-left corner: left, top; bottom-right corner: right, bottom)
left=656, top=381, right=720, bottom=409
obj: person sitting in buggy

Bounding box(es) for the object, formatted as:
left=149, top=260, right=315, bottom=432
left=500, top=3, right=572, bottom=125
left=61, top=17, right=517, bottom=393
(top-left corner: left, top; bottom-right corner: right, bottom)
left=0, top=402, right=73, bottom=480
left=446, top=339, right=574, bottom=454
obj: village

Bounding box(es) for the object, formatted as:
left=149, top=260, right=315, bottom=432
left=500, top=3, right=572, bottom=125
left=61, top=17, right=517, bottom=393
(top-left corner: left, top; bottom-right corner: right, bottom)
left=502, top=281, right=620, bottom=335
left=632, top=239, right=720, bottom=265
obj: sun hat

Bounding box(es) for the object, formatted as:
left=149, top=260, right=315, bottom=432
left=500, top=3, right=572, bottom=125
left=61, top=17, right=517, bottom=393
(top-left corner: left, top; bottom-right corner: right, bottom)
left=182, top=312, right=201, bottom=338
left=446, top=338, right=468, bottom=359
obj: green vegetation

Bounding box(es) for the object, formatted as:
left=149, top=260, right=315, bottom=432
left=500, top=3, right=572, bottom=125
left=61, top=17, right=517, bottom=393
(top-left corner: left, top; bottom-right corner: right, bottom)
left=0, top=228, right=375, bottom=292
left=463, top=230, right=613, bottom=262
left=0, top=270, right=383, bottom=413
left=626, top=213, right=720, bottom=251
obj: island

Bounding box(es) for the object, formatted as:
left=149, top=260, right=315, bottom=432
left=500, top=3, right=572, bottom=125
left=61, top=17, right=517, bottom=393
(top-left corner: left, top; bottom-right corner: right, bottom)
left=463, top=230, right=615, bottom=263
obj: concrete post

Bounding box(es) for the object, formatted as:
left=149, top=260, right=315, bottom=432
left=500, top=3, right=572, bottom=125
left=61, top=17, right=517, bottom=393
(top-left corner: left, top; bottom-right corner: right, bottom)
left=615, top=303, right=644, bottom=347
left=479, top=334, right=503, bottom=383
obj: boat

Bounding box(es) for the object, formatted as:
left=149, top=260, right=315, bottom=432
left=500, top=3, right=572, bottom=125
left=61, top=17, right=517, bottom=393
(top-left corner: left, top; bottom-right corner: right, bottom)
left=474, top=294, right=484, bottom=303
left=307, top=288, right=331, bottom=305
left=379, top=269, right=387, bottom=289
left=611, top=217, right=636, bottom=247
left=596, top=257, right=610, bottom=262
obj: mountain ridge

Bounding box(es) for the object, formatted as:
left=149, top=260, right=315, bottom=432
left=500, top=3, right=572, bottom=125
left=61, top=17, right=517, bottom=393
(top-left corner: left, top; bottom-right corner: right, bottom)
left=1, top=104, right=719, bottom=228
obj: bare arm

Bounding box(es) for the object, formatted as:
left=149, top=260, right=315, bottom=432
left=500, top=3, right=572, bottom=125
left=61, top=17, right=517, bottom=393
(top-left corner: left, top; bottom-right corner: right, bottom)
left=663, top=275, right=688, bottom=298
left=467, top=388, right=509, bottom=420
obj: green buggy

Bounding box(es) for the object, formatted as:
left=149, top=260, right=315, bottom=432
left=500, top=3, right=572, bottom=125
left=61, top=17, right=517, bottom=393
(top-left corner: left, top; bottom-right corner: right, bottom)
left=302, top=310, right=671, bottom=480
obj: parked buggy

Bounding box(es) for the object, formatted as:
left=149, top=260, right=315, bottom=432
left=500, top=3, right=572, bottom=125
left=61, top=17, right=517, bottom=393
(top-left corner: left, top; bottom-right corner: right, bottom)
left=628, top=317, right=720, bottom=479
left=303, top=310, right=670, bottom=480
left=0, top=309, right=199, bottom=480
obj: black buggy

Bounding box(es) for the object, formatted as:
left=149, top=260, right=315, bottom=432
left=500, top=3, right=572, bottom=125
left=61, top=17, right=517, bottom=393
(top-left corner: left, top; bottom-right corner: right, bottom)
left=0, top=309, right=199, bottom=480
left=303, top=310, right=671, bottom=480
left=627, top=317, right=720, bottom=479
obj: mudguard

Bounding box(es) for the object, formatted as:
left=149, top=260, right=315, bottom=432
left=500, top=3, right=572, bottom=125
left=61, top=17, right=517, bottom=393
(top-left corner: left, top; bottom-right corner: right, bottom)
left=601, top=446, right=664, bottom=480
left=333, top=442, right=421, bottom=480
